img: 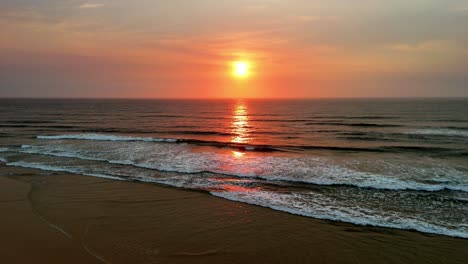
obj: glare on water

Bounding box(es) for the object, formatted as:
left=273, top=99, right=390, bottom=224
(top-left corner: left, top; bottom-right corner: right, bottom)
left=230, top=100, right=251, bottom=144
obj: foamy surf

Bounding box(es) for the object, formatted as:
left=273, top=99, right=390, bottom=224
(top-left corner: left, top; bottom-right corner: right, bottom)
left=406, top=129, right=468, bottom=137
left=6, top=161, right=124, bottom=181
left=18, top=143, right=468, bottom=193
left=211, top=190, right=468, bottom=239
left=35, top=133, right=468, bottom=156
left=38, top=134, right=178, bottom=142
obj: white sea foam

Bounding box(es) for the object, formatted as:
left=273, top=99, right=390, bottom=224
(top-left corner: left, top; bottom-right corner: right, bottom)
left=211, top=190, right=468, bottom=239
left=37, top=134, right=178, bottom=142
left=406, top=129, right=468, bottom=137
left=0, top=147, right=9, bottom=152
left=18, top=143, right=468, bottom=193
left=6, top=161, right=123, bottom=181
left=0, top=157, right=6, bottom=163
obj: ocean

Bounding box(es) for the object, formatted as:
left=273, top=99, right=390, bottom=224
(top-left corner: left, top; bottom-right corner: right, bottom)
left=0, top=98, right=467, bottom=238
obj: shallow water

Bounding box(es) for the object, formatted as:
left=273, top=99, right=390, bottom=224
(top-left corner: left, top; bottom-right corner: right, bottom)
left=1, top=98, right=467, bottom=238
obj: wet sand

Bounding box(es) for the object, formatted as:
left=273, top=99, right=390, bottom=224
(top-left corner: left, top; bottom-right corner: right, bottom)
left=0, top=172, right=102, bottom=264
left=1, top=165, right=467, bottom=264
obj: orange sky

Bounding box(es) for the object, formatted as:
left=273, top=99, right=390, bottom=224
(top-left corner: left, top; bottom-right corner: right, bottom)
left=1, top=1, right=467, bottom=98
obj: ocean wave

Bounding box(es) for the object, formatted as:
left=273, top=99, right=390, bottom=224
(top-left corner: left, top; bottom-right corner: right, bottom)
left=66, top=128, right=236, bottom=136
left=211, top=190, right=468, bottom=239
left=36, top=133, right=465, bottom=155
left=2, top=120, right=57, bottom=124
left=171, top=131, right=234, bottom=136
left=0, top=147, right=9, bottom=152
left=6, top=161, right=124, bottom=181
left=429, top=119, right=468, bottom=123
left=312, top=116, right=398, bottom=120
left=38, top=134, right=178, bottom=142
left=251, top=119, right=310, bottom=123
left=37, top=134, right=278, bottom=152
left=305, top=122, right=401, bottom=127
left=19, top=144, right=468, bottom=193
left=137, top=114, right=181, bottom=118
left=337, top=130, right=468, bottom=146
left=406, top=129, right=468, bottom=137
left=430, top=126, right=468, bottom=131
left=0, top=124, right=77, bottom=129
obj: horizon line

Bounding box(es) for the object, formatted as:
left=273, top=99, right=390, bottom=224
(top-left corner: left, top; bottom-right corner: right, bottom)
left=1, top=96, right=467, bottom=100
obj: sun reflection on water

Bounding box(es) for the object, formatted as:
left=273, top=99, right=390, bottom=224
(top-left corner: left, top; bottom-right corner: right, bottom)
left=232, top=151, right=245, bottom=158
left=231, top=100, right=251, bottom=145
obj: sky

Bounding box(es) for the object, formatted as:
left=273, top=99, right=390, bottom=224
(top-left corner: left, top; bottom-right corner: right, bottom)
left=1, top=0, right=467, bottom=98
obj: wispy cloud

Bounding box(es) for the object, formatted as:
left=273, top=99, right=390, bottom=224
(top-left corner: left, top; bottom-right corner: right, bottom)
left=296, top=16, right=321, bottom=22
left=244, top=4, right=267, bottom=12
left=453, top=4, right=468, bottom=12
left=79, top=2, right=105, bottom=9
left=386, top=40, right=458, bottom=53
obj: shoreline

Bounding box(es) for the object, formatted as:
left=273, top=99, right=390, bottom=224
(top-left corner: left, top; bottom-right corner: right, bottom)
left=1, top=166, right=467, bottom=263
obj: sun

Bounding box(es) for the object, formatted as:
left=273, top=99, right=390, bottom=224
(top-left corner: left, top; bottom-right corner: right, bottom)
left=232, top=61, right=250, bottom=78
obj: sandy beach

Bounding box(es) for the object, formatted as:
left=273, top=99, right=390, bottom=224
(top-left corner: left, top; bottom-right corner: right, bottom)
left=1, top=165, right=467, bottom=264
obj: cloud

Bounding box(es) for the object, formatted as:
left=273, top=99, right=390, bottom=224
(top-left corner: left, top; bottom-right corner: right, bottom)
left=296, top=16, right=321, bottom=22
left=244, top=4, right=267, bottom=12
left=79, top=2, right=104, bottom=9
left=453, top=4, right=468, bottom=12
left=386, top=40, right=459, bottom=53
